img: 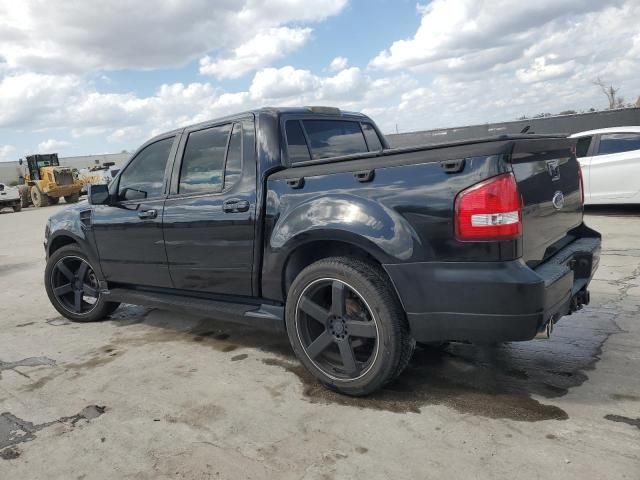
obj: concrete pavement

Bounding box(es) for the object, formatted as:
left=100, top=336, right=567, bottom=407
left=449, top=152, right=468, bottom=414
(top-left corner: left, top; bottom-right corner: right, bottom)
left=0, top=203, right=638, bottom=479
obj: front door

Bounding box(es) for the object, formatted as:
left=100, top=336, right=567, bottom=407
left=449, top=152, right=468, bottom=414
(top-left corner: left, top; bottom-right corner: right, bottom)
left=163, top=118, right=256, bottom=296
left=92, top=135, right=178, bottom=288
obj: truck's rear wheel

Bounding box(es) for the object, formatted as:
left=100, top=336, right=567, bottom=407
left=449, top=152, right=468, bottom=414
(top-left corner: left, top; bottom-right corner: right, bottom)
left=44, top=245, right=120, bottom=322
left=19, top=186, right=30, bottom=208
left=30, top=186, right=50, bottom=207
left=285, top=257, right=414, bottom=396
left=64, top=193, right=80, bottom=203
left=49, top=196, right=60, bottom=205
left=12, top=203, right=22, bottom=212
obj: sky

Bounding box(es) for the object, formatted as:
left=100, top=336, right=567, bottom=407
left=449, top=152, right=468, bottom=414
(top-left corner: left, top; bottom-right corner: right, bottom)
left=0, top=0, right=639, bottom=161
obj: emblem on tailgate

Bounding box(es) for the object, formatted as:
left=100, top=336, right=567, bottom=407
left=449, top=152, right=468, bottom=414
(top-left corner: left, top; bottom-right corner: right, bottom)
left=546, top=160, right=560, bottom=181
left=552, top=191, right=565, bottom=210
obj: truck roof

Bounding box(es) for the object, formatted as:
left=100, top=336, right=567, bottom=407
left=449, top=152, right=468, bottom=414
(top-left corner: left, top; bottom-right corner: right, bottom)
left=147, top=106, right=367, bottom=142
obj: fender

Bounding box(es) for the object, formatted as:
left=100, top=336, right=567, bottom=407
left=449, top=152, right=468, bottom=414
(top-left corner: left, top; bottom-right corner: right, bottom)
left=46, top=203, right=106, bottom=284
left=262, top=193, right=421, bottom=300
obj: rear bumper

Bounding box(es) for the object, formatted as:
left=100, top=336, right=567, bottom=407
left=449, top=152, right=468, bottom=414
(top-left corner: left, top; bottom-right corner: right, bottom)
left=384, top=227, right=601, bottom=343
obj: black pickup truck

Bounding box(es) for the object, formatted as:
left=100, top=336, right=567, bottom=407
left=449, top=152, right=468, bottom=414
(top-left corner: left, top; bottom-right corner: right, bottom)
left=44, top=107, right=601, bottom=395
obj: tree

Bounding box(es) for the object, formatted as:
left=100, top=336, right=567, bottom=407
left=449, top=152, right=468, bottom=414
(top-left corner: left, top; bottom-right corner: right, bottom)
left=593, top=77, right=621, bottom=109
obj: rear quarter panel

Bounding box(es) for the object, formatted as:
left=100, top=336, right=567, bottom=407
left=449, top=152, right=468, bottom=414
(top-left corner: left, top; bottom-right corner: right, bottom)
left=262, top=148, right=516, bottom=301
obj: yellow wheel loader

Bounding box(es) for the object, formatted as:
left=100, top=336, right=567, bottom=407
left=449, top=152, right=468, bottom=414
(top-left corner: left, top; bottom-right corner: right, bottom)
left=19, top=154, right=83, bottom=207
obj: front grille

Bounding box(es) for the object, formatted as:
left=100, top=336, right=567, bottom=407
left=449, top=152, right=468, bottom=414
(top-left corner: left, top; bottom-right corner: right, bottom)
left=54, top=169, right=74, bottom=186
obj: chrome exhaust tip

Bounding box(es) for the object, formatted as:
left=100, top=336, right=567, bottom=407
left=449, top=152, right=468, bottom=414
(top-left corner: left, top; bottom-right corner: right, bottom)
left=535, top=320, right=553, bottom=339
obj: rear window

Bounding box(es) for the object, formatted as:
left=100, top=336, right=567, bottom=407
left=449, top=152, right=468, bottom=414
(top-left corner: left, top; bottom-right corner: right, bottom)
left=597, top=133, right=640, bottom=155
left=302, top=120, right=368, bottom=160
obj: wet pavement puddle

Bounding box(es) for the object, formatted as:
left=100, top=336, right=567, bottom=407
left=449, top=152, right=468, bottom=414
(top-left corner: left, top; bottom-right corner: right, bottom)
left=261, top=308, right=621, bottom=421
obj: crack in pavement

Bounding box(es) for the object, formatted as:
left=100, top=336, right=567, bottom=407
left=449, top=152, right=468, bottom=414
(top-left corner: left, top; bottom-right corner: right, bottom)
left=0, top=405, right=106, bottom=458
left=605, top=414, right=640, bottom=430
left=0, top=357, right=57, bottom=380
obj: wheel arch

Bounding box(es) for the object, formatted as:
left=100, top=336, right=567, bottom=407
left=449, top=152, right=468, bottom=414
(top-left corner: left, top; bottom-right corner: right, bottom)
left=48, top=233, right=79, bottom=256
left=276, top=236, right=399, bottom=304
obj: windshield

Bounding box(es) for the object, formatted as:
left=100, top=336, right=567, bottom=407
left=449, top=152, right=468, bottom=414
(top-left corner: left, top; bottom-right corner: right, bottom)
left=36, top=157, right=59, bottom=168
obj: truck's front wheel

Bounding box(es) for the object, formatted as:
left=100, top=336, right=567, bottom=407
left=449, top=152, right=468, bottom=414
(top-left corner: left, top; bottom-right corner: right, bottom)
left=44, top=245, right=120, bottom=322
left=30, top=186, right=49, bottom=207
left=285, top=257, right=414, bottom=396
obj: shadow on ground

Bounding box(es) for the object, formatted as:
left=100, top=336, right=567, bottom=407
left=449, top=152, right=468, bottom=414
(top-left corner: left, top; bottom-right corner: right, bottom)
left=103, top=303, right=620, bottom=422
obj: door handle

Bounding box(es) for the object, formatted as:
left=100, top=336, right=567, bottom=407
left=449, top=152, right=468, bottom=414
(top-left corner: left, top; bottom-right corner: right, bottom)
left=286, top=177, right=305, bottom=189
left=223, top=199, right=250, bottom=213
left=138, top=209, right=157, bottom=219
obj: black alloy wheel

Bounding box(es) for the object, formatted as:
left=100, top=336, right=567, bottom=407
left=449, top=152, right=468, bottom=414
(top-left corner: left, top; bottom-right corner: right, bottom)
left=285, top=257, right=415, bottom=396
left=50, top=256, right=100, bottom=315
left=295, top=278, right=379, bottom=381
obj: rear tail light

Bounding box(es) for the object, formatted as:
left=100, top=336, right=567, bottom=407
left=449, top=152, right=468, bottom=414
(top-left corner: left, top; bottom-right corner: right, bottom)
left=455, top=173, right=522, bottom=241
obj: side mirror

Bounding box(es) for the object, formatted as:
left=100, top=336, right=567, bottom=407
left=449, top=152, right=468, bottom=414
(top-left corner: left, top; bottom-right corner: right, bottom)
left=88, top=183, right=110, bottom=205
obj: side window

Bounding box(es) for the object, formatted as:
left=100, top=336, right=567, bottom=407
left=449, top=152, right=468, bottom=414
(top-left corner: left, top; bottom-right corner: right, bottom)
left=179, top=124, right=231, bottom=194
left=302, top=120, right=368, bottom=159
left=575, top=136, right=592, bottom=158
left=118, top=137, right=173, bottom=201
left=362, top=123, right=383, bottom=151
left=224, top=123, right=242, bottom=189
left=597, top=133, right=640, bottom=156
left=285, top=121, right=311, bottom=163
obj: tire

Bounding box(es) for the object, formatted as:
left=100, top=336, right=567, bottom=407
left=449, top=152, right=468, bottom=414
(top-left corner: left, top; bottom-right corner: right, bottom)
left=49, top=196, right=60, bottom=205
left=19, top=186, right=30, bottom=208
left=12, top=203, right=22, bottom=212
left=285, top=257, right=415, bottom=396
left=64, top=193, right=80, bottom=203
left=44, top=244, right=120, bottom=322
left=31, top=186, right=49, bottom=207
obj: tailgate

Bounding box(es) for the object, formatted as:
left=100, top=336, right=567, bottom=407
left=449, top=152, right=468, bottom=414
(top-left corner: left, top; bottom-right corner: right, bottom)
left=510, top=137, right=582, bottom=267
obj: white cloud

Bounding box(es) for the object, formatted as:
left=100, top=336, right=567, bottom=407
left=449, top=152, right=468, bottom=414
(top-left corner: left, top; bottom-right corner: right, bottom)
left=2, top=0, right=640, bottom=155
left=250, top=66, right=321, bottom=100
left=0, top=0, right=347, bottom=74
left=37, top=139, right=70, bottom=153
left=0, top=73, right=81, bottom=128
left=0, top=145, right=16, bottom=162
left=516, top=55, right=576, bottom=84
left=329, top=56, right=348, bottom=72
left=370, top=0, right=610, bottom=72
left=200, top=27, right=312, bottom=79
left=364, top=0, right=640, bottom=133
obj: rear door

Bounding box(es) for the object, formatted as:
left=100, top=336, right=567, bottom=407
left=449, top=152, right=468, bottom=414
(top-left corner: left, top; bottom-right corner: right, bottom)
left=163, top=117, right=257, bottom=296
left=589, top=132, right=640, bottom=201
left=510, top=137, right=583, bottom=267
